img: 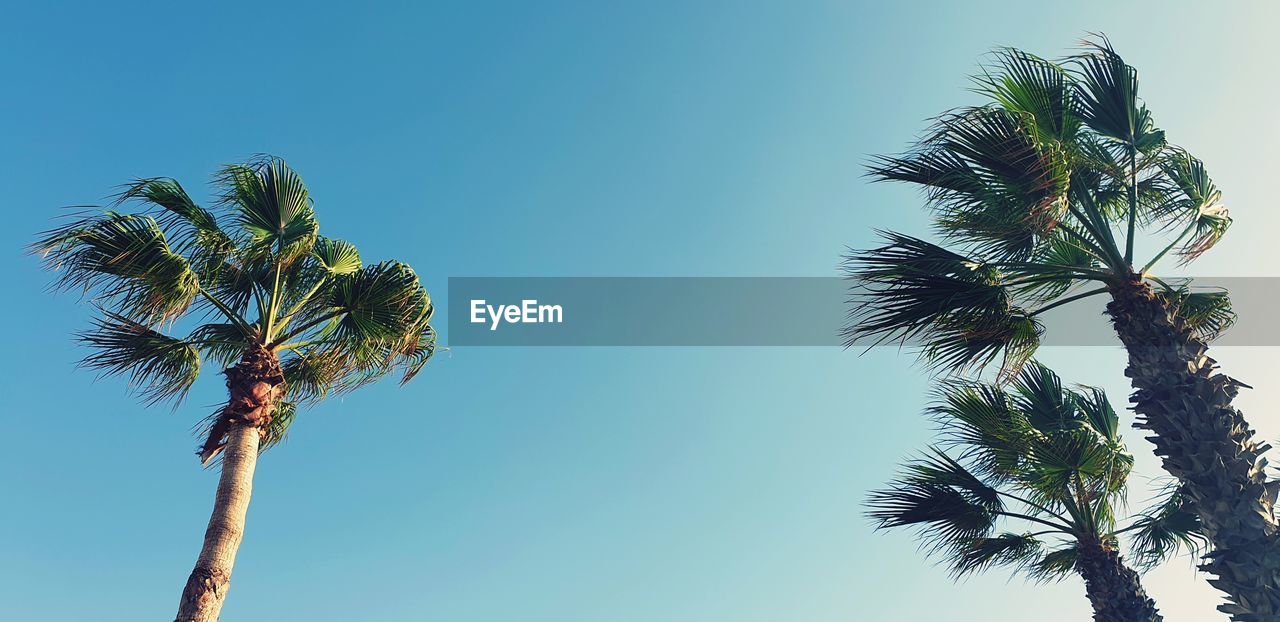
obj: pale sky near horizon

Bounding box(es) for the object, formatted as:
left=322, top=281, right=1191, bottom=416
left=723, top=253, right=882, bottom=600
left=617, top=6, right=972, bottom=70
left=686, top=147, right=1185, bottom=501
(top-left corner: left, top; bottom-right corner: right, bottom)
left=3, top=2, right=1279, bottom=621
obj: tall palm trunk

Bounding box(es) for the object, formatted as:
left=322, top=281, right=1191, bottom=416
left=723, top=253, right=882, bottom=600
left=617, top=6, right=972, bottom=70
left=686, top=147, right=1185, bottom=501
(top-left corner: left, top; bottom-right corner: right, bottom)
left=1075, top=538, right=1162, bottom=622
left=1107, top=275, right=1280, bottom=620
left=175, top=422, right=260, bottom=621
left=176, top=347, right=284, bottom=622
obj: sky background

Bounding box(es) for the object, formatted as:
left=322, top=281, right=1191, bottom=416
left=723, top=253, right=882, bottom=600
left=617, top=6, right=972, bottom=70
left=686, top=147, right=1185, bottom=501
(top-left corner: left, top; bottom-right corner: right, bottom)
left=2, top=1, right=1278, bottom=620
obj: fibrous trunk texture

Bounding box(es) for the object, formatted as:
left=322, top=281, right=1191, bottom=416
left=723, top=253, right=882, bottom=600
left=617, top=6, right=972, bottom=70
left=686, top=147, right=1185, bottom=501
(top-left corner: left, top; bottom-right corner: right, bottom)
left=1107, top=276, right=1280, bottom=620
left=175, top=346, right=284, bottom=622
left=1076, top=539, right=1162, bottom=622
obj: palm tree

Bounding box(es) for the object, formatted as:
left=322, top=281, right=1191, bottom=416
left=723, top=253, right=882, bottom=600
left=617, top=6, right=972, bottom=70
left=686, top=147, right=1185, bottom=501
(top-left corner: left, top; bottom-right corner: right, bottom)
left=844, top=37, right=1280, bottom=619
left=34, top=157, right=437, bottom=622
left=867, top=363, right=1203, bottom=622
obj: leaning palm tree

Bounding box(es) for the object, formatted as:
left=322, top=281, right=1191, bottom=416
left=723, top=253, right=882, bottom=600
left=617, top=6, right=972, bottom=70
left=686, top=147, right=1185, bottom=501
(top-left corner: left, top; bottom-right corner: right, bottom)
left=868, top=363, right=1203, bottom=622
left=34, top=157, right=436, bottom=622
left=845, top=37, right=1279, bottom=619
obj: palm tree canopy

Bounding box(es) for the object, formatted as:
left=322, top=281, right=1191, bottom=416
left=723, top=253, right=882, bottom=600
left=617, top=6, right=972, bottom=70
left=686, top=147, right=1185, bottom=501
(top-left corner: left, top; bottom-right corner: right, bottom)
left=866, top=362, right=1203, bottom=580
left=35, top=156, right=437, bottom=450
left=845, top=37, right=1234, bottom=375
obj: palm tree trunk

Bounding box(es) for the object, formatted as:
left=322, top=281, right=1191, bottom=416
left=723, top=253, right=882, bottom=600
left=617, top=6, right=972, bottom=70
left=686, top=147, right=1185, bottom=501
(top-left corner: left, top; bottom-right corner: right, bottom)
left=1075, top=539, right=1162, bottom=622
left=1107, top=275, right=1280, bottom=620
left=175, top=422, right=260, bottom=622
left=176, top=345, right=284, bottom=622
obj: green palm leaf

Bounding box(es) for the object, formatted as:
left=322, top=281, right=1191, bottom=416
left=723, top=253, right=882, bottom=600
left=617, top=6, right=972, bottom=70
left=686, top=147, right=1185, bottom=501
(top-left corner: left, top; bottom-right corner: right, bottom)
left=329, top=261, right=432, bottom=345
left=1125, top=484, right=1207, bottom=569
left=1071, top=386, right=1120, bottom=443
left=844, top=233, right=1035, bottom=371
left=312, top=237, right=362, bottom=275
left=870, top=107, right=1071, bottom=261
left=188, top=323, right=253, bottom=368
left=1155, top=284, right=1235, bottom=341
left=1071, top=35, right=1165, bottom=153
left=1026, top=544, right=1080, bottom=582
left=1154, top=149, right=1230, bottom=262
left=261, top=400, right=298, bottom=452
left=281, top=350, right=346, bottom=403
left=903, top=448, right=1005, bottom=512
left=973, top=48, right=1079, bottom=144
left=866, top=477, right=999, bottom=546
left=399, top=325, right=439, bottom=384
left=114, top=177, right=236, bottom=269
left=215, top=157, right=318, bottom=264
left=36, top=211, right=201, bottom=323
left=930, top=383, right=1028, bottom=481
left=1017, top=234, right=1099, bottom=302
left=78, top=311, right=201, bottom=405
left=950, top=533, right=1045, bottom=578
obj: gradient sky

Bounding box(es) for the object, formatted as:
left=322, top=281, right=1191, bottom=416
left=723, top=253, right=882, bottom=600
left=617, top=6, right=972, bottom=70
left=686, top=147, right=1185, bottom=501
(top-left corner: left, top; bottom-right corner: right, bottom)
left=3, top=2, right=1279, bottom=620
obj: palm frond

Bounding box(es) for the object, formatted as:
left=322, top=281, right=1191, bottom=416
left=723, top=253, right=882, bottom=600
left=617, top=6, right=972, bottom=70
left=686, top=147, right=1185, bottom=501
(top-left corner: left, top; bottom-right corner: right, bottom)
left=1126, top=484, right=1207, bottom=569
left=328, top=261, right=432, bottom=347
left=922, top=310, right=1042, bottom=380
left=260, top=400, right=297, bottom=452
left=1025, top=543, right=1080, bottom=583
left=281, top=350, right=347, bottom=404
left=35, top=211, right=200, bottom=323
left=1071, top=386, right=1120, bottom=442
left=844, top=232, right=1042, bottom=375
left=78, top=311, right=201, bottom=405
left=949, top=532, right=1046, bottom=578
left=1009, top=362, right=1074, bottom=432
left=902, top=448, right=1004, bottom=512
left=870, top=107, right=1071, bottom=261
left=113, top=177, right=236, bottom=269
left=1070, top=35, right=1165, bottom=153
left=269, top=238, right=367, bottom=329
left=312, top=237, right=362, bottom=275
left=206, top=257, right=269, bottom=319
left=214, top=157, right=318, bottom=264
left=1153, top=149, right=1230, bottom=263
left=1073, top=132, right=1127, bottom=182
left=1155, top=284, right=1236, bottom=341
left=1022, top=427, right=1128, bottom=510
left=974, top=48, right=1079, bottom=144
left=279, top=326, right=434, bottom=404
left=930, top=383, right=1028, bottom=480
left=1016, top=234, right=1100, bottom=302
left=188, top=323, right=253, bottom=368
left=866, top=478, right=998, bottom=548
left=399, top=324, right=438, bottom=384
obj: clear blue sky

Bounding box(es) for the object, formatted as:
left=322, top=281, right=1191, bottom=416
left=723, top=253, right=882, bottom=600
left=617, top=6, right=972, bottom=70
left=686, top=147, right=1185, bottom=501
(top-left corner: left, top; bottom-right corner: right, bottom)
left=3, top=2, right=1278, bottom=620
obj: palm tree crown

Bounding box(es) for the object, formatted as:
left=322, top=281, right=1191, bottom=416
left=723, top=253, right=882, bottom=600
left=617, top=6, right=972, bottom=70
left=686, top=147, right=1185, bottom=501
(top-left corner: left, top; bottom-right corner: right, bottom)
left=35, top=156, right=436, bottom=456
left=845, top=37, right=1232, bottom=375
left=867, top=362, right=1201, bottom=582
left=848, top=36, right=1280, bottom=620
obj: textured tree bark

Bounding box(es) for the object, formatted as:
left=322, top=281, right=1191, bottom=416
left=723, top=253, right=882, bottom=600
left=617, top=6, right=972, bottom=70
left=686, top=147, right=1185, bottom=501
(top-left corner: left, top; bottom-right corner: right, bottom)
left=174, top=422, right=260, bottom=622
left=1075, top=539, right=1162, bottom=622
left=1107, top=276, right=1280, bottom=621
left=176, top=346, right=285, bottom=622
